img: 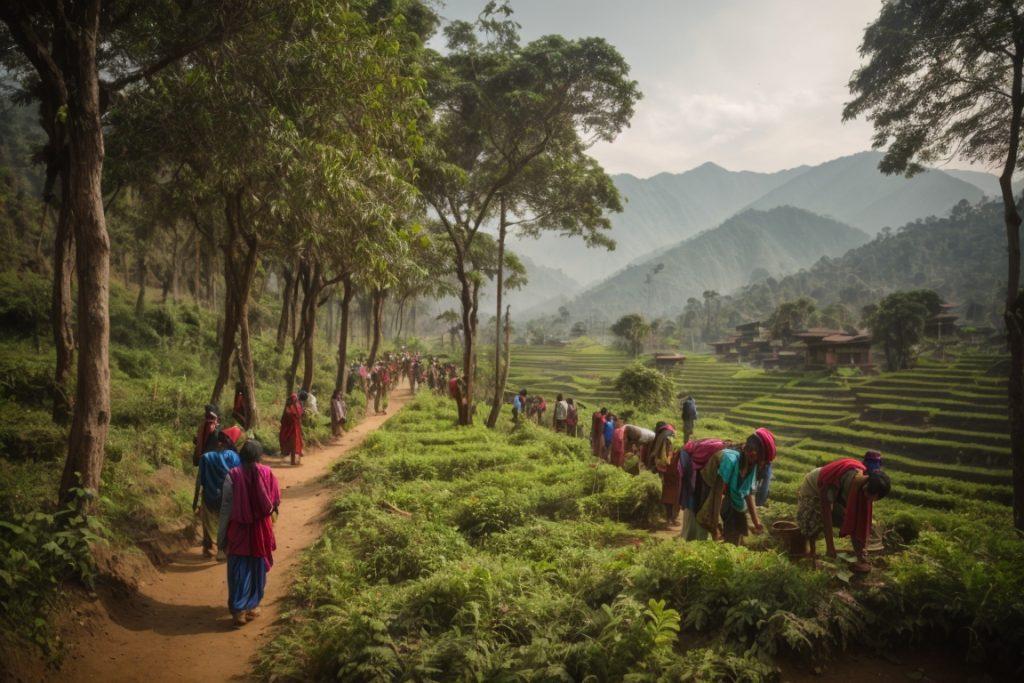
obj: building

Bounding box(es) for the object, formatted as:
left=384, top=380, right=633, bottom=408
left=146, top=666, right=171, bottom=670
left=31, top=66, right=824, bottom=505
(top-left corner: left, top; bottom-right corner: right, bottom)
left=795, top=328, right=874, bottom=372
left=924, top=303, right=960, bottom=338
left=653, top=353, right=687, bottom=371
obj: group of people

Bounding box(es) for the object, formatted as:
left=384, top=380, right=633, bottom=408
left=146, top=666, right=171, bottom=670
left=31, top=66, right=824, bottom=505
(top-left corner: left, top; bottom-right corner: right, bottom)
left=512, top=387, right=892, bottom=573
left=193, top=409, right=280, bottom=627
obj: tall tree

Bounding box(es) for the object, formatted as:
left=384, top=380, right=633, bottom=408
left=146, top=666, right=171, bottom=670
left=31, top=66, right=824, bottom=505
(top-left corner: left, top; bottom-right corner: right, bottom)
left=419, top=5, right=639, bottom=424
left=844, top=0, right=1024, bottom=528
left=1, top=0, right=252, bottom=505
left=611, top=313, right=650, bottom=358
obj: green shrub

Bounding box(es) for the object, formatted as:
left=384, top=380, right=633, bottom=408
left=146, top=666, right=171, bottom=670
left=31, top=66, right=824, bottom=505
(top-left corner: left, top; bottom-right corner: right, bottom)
left=612, top=362, right=674, bottom=411
left=112, top=348, right=158, bottom=379
left=0, top=269, right=49, bottom=337
left=0, top=402, right=66, bottom=461
left=0, top=347, right=54, bottom=406
left=452, top=486, right=531, bottom=541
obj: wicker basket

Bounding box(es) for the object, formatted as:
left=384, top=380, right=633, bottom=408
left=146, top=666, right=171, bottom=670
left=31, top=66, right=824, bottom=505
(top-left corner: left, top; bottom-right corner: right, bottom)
left=769, top=520, right=805, bottom=557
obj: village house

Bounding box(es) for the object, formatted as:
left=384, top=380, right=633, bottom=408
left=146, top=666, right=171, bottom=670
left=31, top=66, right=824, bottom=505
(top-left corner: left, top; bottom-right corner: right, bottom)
left=795, top=328, right=874, bottom=372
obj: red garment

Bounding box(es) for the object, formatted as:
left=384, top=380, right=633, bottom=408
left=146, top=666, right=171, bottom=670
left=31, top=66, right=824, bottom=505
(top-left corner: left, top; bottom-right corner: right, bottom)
left=233, top=391, right=246, bottom=423
left=610, top=426, right=627, bottom=467
left=591, top=412, right=605, bottom=435
left=448, top=377, right=460, bottom=399
left=194, top=416, right=218, bottom=466
left=683, top=439, right=727, bottom=470
left=279, top=394, right=304, bottom=455
left=226, top=463, right=280, bottom=570
left=818, top=458, right=871, bottom=547
left=755, top=427, right=777, bottom=462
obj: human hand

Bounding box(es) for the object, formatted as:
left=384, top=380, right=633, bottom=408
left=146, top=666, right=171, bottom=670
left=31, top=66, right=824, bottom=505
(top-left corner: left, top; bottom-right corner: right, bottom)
left=711, top=528, right=723, bottom=542
left=752, top=521, right=764, bottom=534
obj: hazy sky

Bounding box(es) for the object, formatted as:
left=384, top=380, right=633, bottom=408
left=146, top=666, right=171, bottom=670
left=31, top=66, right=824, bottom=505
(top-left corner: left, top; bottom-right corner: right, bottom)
left=433, top=0, right=972, bottom=178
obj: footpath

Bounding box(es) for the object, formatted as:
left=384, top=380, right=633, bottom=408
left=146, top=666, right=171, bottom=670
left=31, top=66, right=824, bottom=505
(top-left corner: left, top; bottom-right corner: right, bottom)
left=54, top=388, right=412, bottom=683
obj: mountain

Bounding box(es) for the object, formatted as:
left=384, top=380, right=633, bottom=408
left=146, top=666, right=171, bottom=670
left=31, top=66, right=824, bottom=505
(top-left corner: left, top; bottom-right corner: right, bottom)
left=725, top=199, right=1013, bottom=326
left=536, top=206, right=870, bottom=320
left=512, top=152, right=986, bottom=286
left=941, top=169, right=1002, bottom=196
left=483, top=254, right=580, bottom=316
left=508, top=161, right=807, bottom=285
left=744, top=151, right=985, bottom=233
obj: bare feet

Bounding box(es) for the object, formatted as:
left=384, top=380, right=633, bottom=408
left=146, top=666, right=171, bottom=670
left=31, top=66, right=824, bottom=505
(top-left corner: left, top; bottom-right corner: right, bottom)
left=202, top=547, right=214, bottom=559
left=231, top=611, right=247, bottom=628
left=245, top=607, right=261, bottom=620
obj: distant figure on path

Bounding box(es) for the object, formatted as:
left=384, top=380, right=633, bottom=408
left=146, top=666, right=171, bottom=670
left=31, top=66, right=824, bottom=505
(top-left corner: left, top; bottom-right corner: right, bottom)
left=330, top=389, right=347, bottom=437
left=565, top=398, right=579, bottom=437
left=602, top=413, right=617, bottom=460
left=512, top=388, right=527, bottom=426
left=590, top=407, right=607, bottom=458
left=193, top=426, right=242, bottom=559
left=218, top=440, right=280, bottom=628
left=279, top=393, right=304, bottom=466
left=553, top=394, right=569, bottom=432
left=232, top=382, right=249, bottom=429
left=193, top=403, right=220, bottom=466
left=534, top=395, right=547, bottom=425
left=301, top=388, right=318, bottom=416
left=650, top=422, right=679, bottom=526
left=796, top=454, right=890, bottom=573
left=680, top=394, right=698, bottom=443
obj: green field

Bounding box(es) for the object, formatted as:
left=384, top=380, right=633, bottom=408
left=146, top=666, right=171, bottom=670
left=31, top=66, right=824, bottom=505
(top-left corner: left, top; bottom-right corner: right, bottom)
left=507, top=343, right=1011, bottom=530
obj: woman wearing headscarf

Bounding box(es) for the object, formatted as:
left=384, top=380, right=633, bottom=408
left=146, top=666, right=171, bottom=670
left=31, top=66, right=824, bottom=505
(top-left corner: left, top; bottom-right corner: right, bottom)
left=649, top=422, right=680, bottom=526
left=279, top=393, right=304, bottom=466
left=194, top=426, right=243, bottom=559
left=231, top=382, right=249, bottom=429
left=693, top=428, right=776, bottom=545
left=330, top=388, right=347, bottom=438
left=218, top=440, right=280, bottom=627
left=192, top=404, right=220, bottom=467
left=796, top=453, right=890, bottom=573
left=609, top=420, right=627, bottom=467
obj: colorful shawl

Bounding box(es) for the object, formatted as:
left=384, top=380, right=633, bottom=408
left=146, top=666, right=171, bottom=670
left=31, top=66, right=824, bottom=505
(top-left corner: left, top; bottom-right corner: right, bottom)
left=610, top=425, right=627, bottom=467
left=718, top=449, right=756, bottom=512
left=818, top=458, right=871, bottom=547
left=279, top=394, right=304, bottom=455
left=226, top=463, right=280, bottom=570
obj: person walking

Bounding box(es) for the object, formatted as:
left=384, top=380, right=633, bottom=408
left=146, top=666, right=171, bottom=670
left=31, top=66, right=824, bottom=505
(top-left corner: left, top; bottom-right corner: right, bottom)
left=218, top=440, right=281, bottom=627
left=602, top=412, right=617, bottom=460
left=565, top=398, right=579, bottom=437
left=193, top=403, right=220, bottom=467
left=680, top=394, right=698, bottom=443
left=553, top=394, right=569, bottom=432
left=193, top=426, right=242, bottom=560
left=279, top=393, right=304, bottom=466
left=330, top=389, right=347, bottom=437
left=512, top=388, right=527, bottom=426
left=590, top=407, right=607, bottom=458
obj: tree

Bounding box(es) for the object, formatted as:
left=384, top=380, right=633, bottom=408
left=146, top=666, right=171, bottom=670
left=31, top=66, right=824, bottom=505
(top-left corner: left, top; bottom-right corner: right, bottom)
left=612, top=363, right=674, bottom=411
left=419, top=5, right=639, bottom=424
left=611, top=314, right=650, bottom=358
left=1, top=0, right=252, bottom=506
left=844, top=0, right=1024, bottom=528
left=863, top=291, right=935, bottom=371
left=701, top=290, right=720, bottom=340
left=767, top=298, right=817, bottom=343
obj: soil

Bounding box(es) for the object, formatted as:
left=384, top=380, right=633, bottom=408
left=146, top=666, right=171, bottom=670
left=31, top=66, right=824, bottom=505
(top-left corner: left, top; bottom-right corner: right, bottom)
left=47, top=388, right=412, bottom=683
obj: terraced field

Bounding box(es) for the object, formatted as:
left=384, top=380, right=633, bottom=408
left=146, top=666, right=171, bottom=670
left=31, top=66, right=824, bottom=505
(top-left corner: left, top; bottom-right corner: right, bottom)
left=508, top=344, right=1011, bottom=528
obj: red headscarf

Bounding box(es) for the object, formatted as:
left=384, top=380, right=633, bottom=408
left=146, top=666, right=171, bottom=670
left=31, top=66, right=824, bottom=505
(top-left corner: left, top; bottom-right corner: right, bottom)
left=754, top=428, right=776, bottom=463
left=818, top=458, right=871, bottom=547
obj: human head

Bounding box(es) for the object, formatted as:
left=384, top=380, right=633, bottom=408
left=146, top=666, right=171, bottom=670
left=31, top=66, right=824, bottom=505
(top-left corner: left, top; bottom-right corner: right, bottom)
left=519, top=388, right=527, bottom=397
left=287, top=393, right=298, bottom=405
left=235, top=381, right=244, bottom=393
left=298, top=389, right=309, bottom=402
left=600, top=407, right=608, bottom=415
left=557, top=393, right=563, bottom=401
left=864, top=470, right=891, bottom=501
left=744, top=428, right=776, bottom=464
left=567, top=398, right=574, bottom=405
left=239, top=440, right=263, bottom=465
left=863, top=450, right=883, bottom=473
left=205, top=403, right=219, bottom=418
left=332, top=388, right=341, bottom=399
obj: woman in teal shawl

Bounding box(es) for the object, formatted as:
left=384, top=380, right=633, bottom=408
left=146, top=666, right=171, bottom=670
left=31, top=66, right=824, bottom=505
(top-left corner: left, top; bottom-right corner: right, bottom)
left=694, top=429, right=775, bottom=545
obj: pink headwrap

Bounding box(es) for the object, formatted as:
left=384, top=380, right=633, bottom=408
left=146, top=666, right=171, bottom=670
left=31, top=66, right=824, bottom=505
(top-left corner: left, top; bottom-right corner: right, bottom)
left=755, top=427, right=776, bottom=463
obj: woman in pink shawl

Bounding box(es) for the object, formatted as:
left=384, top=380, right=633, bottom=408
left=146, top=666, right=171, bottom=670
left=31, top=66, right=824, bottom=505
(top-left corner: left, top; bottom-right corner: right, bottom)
left=217, top=440, right=281, bottom=627
left=279, top=393, right=304, bottom=466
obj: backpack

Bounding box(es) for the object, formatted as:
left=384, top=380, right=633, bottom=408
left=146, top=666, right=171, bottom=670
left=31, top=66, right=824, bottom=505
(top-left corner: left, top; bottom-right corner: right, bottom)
left=683, top=398, right=698, bottom=420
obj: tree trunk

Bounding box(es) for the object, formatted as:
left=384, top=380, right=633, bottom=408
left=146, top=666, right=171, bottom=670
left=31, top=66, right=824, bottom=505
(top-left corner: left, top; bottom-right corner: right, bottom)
left=276, top=265, right=294, bottom=352
left=367, top=288, right=385, bottom=366
left=486, top=199, right=508, bottom=428
left=134, top=252, right=146, bottom=316
left=237, top=293, right=259, bottom=429
left=1001, top=53, right=1024, bottom=531
left=51, top=183, right=75, bottom=424
left=455, top=268, right=478, bottom=426
left=59, top=7, right=111, bottom=505
left=335, top=275, right=354, bottom=393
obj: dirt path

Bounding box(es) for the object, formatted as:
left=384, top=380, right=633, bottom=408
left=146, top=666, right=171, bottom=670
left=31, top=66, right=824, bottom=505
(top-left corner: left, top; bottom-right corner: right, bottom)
left=56, top=388, right=412, bottom=683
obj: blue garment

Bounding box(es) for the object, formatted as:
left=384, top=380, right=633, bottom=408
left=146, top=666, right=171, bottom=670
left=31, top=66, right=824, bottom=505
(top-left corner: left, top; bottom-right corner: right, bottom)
left=227, top=555, right=266, bottom=612
left=603, top=418, right=615, bottom=444
left=754, top=463, right=773, bottom=507
left=199, top=449, right=241, bottom=507
left=717, top=449, right=757, bottom=512
left=513, top=395, right=524, bottom=412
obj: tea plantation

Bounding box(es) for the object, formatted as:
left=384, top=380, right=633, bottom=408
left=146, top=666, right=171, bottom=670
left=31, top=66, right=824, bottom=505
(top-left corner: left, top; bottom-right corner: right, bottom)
left=507, top=343, right=1011, bottom=530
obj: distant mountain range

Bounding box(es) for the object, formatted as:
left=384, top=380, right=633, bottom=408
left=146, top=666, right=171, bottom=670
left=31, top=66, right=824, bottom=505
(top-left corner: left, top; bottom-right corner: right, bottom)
left=529, top=206, right=870, bottom=320
left=509, top=151, right=988, bottom=286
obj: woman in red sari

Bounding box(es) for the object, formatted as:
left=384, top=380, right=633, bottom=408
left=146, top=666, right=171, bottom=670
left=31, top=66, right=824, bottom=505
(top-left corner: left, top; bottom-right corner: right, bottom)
left=279, top=393, right=304, bottom=466
left=217, top=440, right=280, bottom=627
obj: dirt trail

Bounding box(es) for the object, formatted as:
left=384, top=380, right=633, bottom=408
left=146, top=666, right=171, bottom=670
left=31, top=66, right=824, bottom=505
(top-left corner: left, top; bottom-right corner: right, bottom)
left=55, top=388, right=412, bottom=683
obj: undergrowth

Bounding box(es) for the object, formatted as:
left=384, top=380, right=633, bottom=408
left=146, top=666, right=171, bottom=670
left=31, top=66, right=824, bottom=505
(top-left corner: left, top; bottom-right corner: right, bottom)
left=257, top=394, right=1024, bottom=681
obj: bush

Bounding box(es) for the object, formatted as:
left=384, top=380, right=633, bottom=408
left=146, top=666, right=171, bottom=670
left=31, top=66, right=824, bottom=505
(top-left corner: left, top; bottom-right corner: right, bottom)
left=0, top=269, right=49, bottom=338
left=612, top=362, right=674, bottom=411
left=0, top=402, right=66, bottom=461
left=112, top=348, right=158, bottom=379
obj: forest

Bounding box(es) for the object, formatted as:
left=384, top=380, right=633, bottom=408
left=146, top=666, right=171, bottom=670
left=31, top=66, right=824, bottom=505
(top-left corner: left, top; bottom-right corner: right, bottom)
left=1, top=1, right=1023, bottom=682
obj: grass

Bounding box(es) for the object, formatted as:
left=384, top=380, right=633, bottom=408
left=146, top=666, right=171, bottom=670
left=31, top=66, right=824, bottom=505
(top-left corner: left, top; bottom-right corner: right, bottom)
left=259, top=393, right=1024, bottom=681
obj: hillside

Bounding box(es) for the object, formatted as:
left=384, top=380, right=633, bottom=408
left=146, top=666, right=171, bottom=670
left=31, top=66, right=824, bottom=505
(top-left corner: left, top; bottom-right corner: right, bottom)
left=513, top=152, right=986, bottom=285
left=545, top=206, right=869, bottom=320
left=728, top=199, right=1014, bottom=323
left=745, top=151, right=985, bottom=233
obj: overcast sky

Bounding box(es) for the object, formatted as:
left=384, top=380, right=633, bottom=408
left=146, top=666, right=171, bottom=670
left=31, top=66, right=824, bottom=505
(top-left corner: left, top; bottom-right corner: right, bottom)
left=433, top=0, right=981, bottom=178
